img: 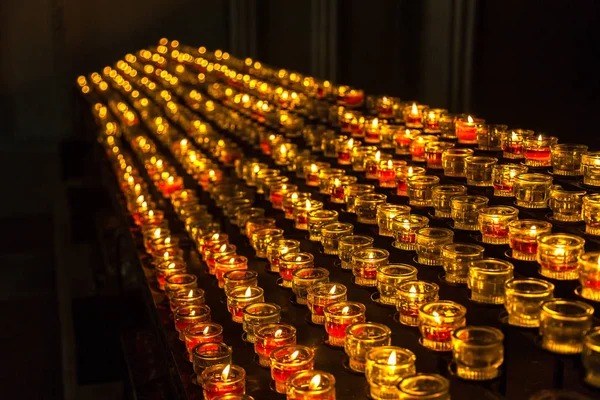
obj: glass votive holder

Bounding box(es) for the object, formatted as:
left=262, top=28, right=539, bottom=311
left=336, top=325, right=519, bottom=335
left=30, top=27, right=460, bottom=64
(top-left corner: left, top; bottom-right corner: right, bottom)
left=270, top=345, right=315, bottom=394
left=324, top=301, right=367, bottom=347
left=337, top=138, right=360, bottom=165
left=397, top=280, right=440, bottom=326
left=345, top=183, right=375, bottom=213
left=396, top=374, right=450, bottom=399
left=345, top=322, right=392, bottom=372
left=169, top=288, right=206, bottom=312
left=579, top=252, right=600, bottom=301
left=279, top=252, right=314, bottom=287
left=468, top=258, right=514, bottom=304
left=223, top=270, right=258, bottom=297
left=478, top=206, right=519, bottom=245
left=377, top=204, right=411, bottom=237
left=410, top=135, right=437, bottom=162
left=192, top=342, right=233, bottom=375
left=352, top=146, right=377, bottom=172
left=364, top=117, right=382, bottom=144
left=155, top=261, right=187, bottom=291
left=407, top=175, right=440, bottom=207
left=441, top=243, right=485, bottom=284
left=201, top=364, right=246, bottom=399
left=508, top=220, right=552, bottom=261
left=451, top=195, right=489, bottom=231
left=254, top=323, right=297, bottom=367
left=366, top=152, right=393, bottom=179
left=292, top=267, right=330, bottom=305
left=504, top=278, right=555, bottom=328
left=269, top=183, right=298, bottom=210
left=396, top=166, right=426, bottom=197
left=425, top=141, right=455, bottom=170
left=491, top=163, right=529, bottom=197
left=432, top=185, right=468, bottom=218
left=242, top=302, right=282, bottom=344
left=583, top=194, right=600, bottom=235
left=502, top=129, right=534, bottom=159
left=537, top=233, right=585, bottom=280
left=321, top=222, right=354, bottom=255
left=175, top=305, right=211, bottom=340
left=237, top=208, right=265, bottom=235
left=304, top=162, right=330, bottom=187
left=352, top=248, right=390, bottom=287
left=323, top=133, right=344, bottom=158
left=206, top=244, right=237, bottom=275
left=551, top=144, right=588, bottom=176
left=377, top=264, right=419, bottom=306
left=294, top=200, right=324, bottom=230
left=329, top=175, right=358, bottom=204
left=514, top=173, right=553, bottom=208
left=355, top=193, right=388, bottom=224
left=184, top=323, right=224, bottom=361
left=583, top=328, right=600, bottom=388
left=153, top=247, right=184, bottom=267
left=523, top=135, right=559, bottom=167
left=318, top=168, right=345, bottom=194
left=225, top=200, right=252, bottom=224
left=582, top=152, right=600, bottom=186
left=286, top=370, right=336, bottom=400
left=419, top=301, right=467, bottom=352
left=392, top=215, right=430, bottom=251
left=442, top=148, right=474, bottom=178
left=165, top=273, right=198, bottom=299
left=226, top=286, right=265, bottom=323
left=377, top=96, right=400, bottom=119
left=456, top=116, right=485, bottom=145
left=252, top=228, right=284, bottom=258
left=440, top=112, right=458, bottom=139
left=246, top=217, right=277, bottom=244
left=540, top=299, right=594, bottom=354
left=365, top=346, right=417, bottom=400
left=307, top=283, right=348, bottom=324
left=283, top=192, right=312, bottom=220
left=465, top=156, right=497, bottom=186
left=266, top=239, right=301, bottom=273
left=338, top=235, right=375, bottom=270
left=549, top=186, right=586, bottom=222
left=416, top=228, right=454, bottom=266
left=395, top=129, right=420, bottom=155
left=451, top=326, right=504, bottom=380
left=199, top=232, right=229, bottom=257
left=423, top=108, right=446, bottom=133
left=477, top=124, right=507, bottom=151
left=379, top=159, right=408, bottom=188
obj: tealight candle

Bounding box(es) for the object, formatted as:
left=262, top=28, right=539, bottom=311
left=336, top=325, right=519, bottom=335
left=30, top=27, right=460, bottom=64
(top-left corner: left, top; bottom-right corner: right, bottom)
left=431, top=185, right=468, bottom=218
left=318, top=168, right=345, bottom=194
left=491, top=163, right=528, bottom=197
left=283, top=192, right=312, bottom=220
left=344, top=183, right=375, bottom=213
left=392, top=215, right=430, bottom=251
left=292, top=267, right=330, bottom=305
left=155, top=261, right=186, bottom=290
left=504, top=278, right=554, bottom=327
left=478, top=206, right=519, bottom=245
left=377, top=96, right=400, bottom=119
left=579, top=252, right=600, bottom=301
left=340, top=112, right=355, bottom=133
left=226, top=286, right=265, bottom=323
left=403, top=103, right=427, bottom=128
left=174, top=305, right=211, bottom=340
left=395, top=166, right=426, bottom=197
left=304, top=162, right=331, bottom=187
left=270, top=183, right=298, bottom=210
left=365, top=346, right=416, bottom=400
left=336, top=138, right=360, bottom=165
left=551, top=144, right=588, bottom=176
left=468, top=258, right=514, bottom=304
left=410, top=135, right=437, bottom=162
left=415, top=228, right=454, bottom=266
left=269, top=345, right=315, bottom=394
left=549, top=187, right=586, bottom=222
left=328, top=175, right=358, bottom=204
left=502, top=129, right=534, bottom=159
left=307, top=283, right=348, bottom=324
left=351, top=116, right=366, bottom=138
left=583, top=194, right=600, bottom=235
left=423, top=108, right=446, bottom=133
left=286, top=370, right=336, bottom=400
left=266, top=239, right=301, bottom=273
left=169, top=288, right=206, bottom=312
left=324, top=301, right=367, bottom=347
left=523, top=135, right=558, bottom=167
left=352, top=248, right=390, bottom=287
left=583, top=328, right=600, bottom=388
left=152, top=247, right=184, bottom=267
left=192, top=342, right=233, bottom=375
left=351, top=146, right=376, bottom=171
left=223, top=270, right=259, bottom=297
left=321, top=222, right=354, bottom=255
left=252, top=228, right=284, bottom=258
left=377, top=264, right=419, bottom=306
left=206, top=244, right=237, bottom=275
left=425, top=141, right=455, bottom=170
left=242, top=303, right=282, bottom=344
left=254, top=323, right=297, bottom=367
left=465, top=156, right=497, bottom=186
left=148, top=235, right=180, bottom=256
left=397, top=280, right=440, bottom=326
left=419, top=301, right=467, bottom=351
left=365, top=151, right=392, bottom=179
left=537, top=233, right=585, bottom=280
left=364, top=117, right=383, bottom=144
left=184, top=323, right=224, bottom=360
left=378, top=159, right=408, bottom=188
left=261, top=176, right=288, bottom=200
left=307, top=210, right=339, bottom=242
left=456, top=116, right=484, bottom=144
left=452, top=326, right=504, bottom=380
left=345, top=322, right=392, bottom=372
left=540, top=299, right=594, bottom=354
left=199, top=233, right=229, bottom=259
left=201, top=364, right=246, bottom=399
left=508, top=220, right=552, bottom=261
left=294, top=200, right=324, bottom=230
left=338, top=235, right=375, bottom=270
left=477, top=124, right=507, bottom=151
left=441, top=243, right=485, bottom=284
left=396, top=374, right=450, bottom=399
left=355, top=193, right=387, bottom=224
left=395, top=129, right=420, bottom=155
left=450, top=195, right=489, bottom=230
left=377, top=204, right=411, bottom=237
left=582, top=152, right=600, bottom=187
left=280, top=252, right=315, bottom=287
left=165, top=273, right=198, bottom=298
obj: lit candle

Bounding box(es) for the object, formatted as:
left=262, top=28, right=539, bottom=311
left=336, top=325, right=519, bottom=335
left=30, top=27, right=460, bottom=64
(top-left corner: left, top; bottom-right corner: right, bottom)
left=328, top=175, right=357, bottom=204
left=215, top=255, right=248, bottom=288
left=292, top=267, right=330, bottom=305
left=365, top=347, right=416, bottom=400
left=169, top=288, right=205, bottom=312
left=226, top=286, right=265, bottom=323
left=378, top=159, right=407, bottom=188
left=365, top=117, right=382, bottom=144
left=404, top=103, right=425, bottom=128
left=199, top=233, right=229, bottom=260
left=397, top=280, right=439, bottom=326
left=266, top=239, right=301, bottom=273
left=537, top=233, right=585, bottom=280
left=307, top=283, right=347, bottom=324
left=324, top=301, right=367, bottom=346
left=395, top=166, right=426, bottom=196
left=337, top=138, right=359, bottom=165
left=418, top=301, right=467, bottom=351
left=254, top=323, right=297, bottom=367
left=283, top=192, right=311, bottom=220
left=201, top=364, right=246, bottom=399
left=351, top=116, right=365, bottom=138
left=280, top=252, right=315, bottom=287
left=425, top=141, right=455, bottom=170
left=376, top=264, right=418, bottom=305
left=206, top=244, right=237, bottom=275
left=491, top=164, right=528, bottom=197
left=286, top=370, right=336, bottom=400
left=352, top=248, right=390, bottom=287
left=392, top=215, right=429, bottom=251
left=410, top=135, right=436, bottom=162
left=294, top=199, right=324, bottom=230
left=174, top=305, right=211, bottom=340
left=304, top=162, right=330, bottom=187
left=441, top=243, right=484, bottom=284
left=345, top=322, right=392, bottom=372
left=523, top=134, right=558, bottom=167
left=478, top=206, right=519, bottom=245
left=377, top=96, right=398, bottom=119
left=502, top=129, right=534, bottom=159
left=508, top=220, right=552, bottom=261
left=377, top=204, right=411, bottom=237
left=365, top=151, right=392, bottom=179
left=184, top=322, right=224, bottom=360
left=164, top=273, right=197, bottom=298
left=456, top=115, right=484, bottom=144
left=269, top=345, right=315, bottom=394
left=242, top=302, right=282, bottom=344
left=395, top=129, right=419, bottom=155
left=155, top=261, right=186, bottom=291
left=223, top=270, right=259, bottom=297
left=270, top=183, right=298, bottom=210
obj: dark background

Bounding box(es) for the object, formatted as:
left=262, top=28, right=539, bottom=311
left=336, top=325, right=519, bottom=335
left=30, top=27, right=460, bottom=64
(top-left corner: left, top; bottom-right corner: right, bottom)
left=1, top=0, right=599, bottom=398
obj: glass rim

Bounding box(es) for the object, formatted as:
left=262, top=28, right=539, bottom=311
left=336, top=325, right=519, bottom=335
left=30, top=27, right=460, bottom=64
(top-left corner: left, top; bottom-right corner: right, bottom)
left=308, top=282, right=347, bottom=296
left=478, top=205, right=519, bottom=217
left=515, top=173, right=553, bottom=183
left=292, top=267, right=329, bottom=280
left=366, top=345, right=416, bottom=365
left=242, top=302, right=281, bottom=316
left=397, top=373, right=449, bottom=395
left=551, top=143, right=588, bottom=151
left=505, top=278, right=555, bottom=296
left=227, top=286, right=264, bottom=299
left=377, top=263, right=418, bottom=277
left=536, top=233, right=585, bottom=247
left=255, top=323, right=296, bottom=339
left=223, top=270, right=258, bottom=280
left=469, top=258, right=514, bottom=273
left=201, top=363, right=245, bottom=383
left=441, top=242, right=484, bottom=255
left=398, top=280, right=439, bottom=294
left=419, top=300, right=467, bottom=319
left=452, top=326, right=504, bottom=347
left=323, top=300, right=366, bottom=316
left=541, top=299, right=594, bottom=321
left=269, top=344, right=314, bottom=365
left=584, top=327, right=600, bottom=352
left=345, top=322, right=392, bottom=339
left=287, top=370, right=335, bottom=394
left=192, top=342, right=232, bottom=359
left=339, top=235, right=375, bottom=246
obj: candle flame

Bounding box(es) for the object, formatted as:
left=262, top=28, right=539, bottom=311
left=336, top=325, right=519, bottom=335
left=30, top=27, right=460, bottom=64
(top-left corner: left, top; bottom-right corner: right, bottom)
left=280, top=144, right=287, bottom=154
left=387, top=351, right=397, bottom=365
left=292, top=193, right=298, bottom=201
left=203, top=326, right=210, bottom=335
left=511, top=131, right=518, bottom=140
left=211, top=233, right=220, bottom=240
left=163, top=251, right=170, bottom=260
left=253, top=165, right=260, bottom=173
left=167, top=176, right=174, bottom=184
left=190, top=309, right=196, bottom=316
left=334, top=178, right=340, bottom=186
left=467, top=115, right=474, bottom=123
left=154, top=228, right=162, bottom=238
left=555, top=247, right=565, bottom=257
left=428, top=111, right=435, bottom=119
left=180, top=139, right=188, bottom=146
left=329, top=285, right=337, bottom=294
left=387, top=159, right=393, bottom=169
left=188, top=289, right=194, bottom=297
left=244, top=287, right=252, bottom=297
left=229, top=257, right=236, bottom=263
left=290, top=350, right=300, bottom=361
left=344, top=112, right=353, bottom=120
left=165, top=237, right=171, bottom=245
left=432, top=311, right=442, bottom=324
left=274, top=329, right=283, bottom=338
left=509, top=170, right=516, bottom=178
left=405, top=129, right=411, bottom=136
left=348, top=138, right=354, bottom=149
left=372, top=118, right=379, bottom=128
left=148, top=210, right=154, bottom=218
left=342, top=306, right=350, bottom=315
left=408, top=166, right=414, bottom=175
left=209, top=169, right=215, bottom=178
left=305, top=199, right=312, bottom=210
left=221, top=364, right=231, bottom=380
left=409, top=285, right=417, bottom=295
left=375, top=151, right=381, bottom=161
left=168, top=262, right=176, bottom=269
left=296, top=256, right=303, bottom=262
left=282, top=184, right=287, bottom=190
left=530, top=225, right=537, bottom=234
left=311, top=164, right=318, bottom=173
left=411, top=103, right=418, bottom=115
left=219, top=244, right=228, bottom=252
left=309, top=374, right=322, bottom=390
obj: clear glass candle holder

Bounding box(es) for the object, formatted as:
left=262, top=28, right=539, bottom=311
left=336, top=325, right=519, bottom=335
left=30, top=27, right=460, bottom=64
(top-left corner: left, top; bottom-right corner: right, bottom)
left=423, top=108, right=447, bottom=133
left=514, top=173, right=553, bottom=208
left=537, top=233, right=585, bottom=280
left=329, top=175, right=358, bottom=204
left=269, top=183, right=298, bottom=210
left=280, top=252, right=314, bottom=287
left=246, top=217, right=277, bottom=243
left=345, top=183, right=375, bottom=213
left=304, top=162, right=330, bottom=187
left=365, top=152, right=393, bottom=179
left=307, top=283, right=348, bottom=324
left=416, top=228, right=454, bottom=266
left=440, top=112, right=458, bottom=139
left=579, top=252, right=600, bottom=301
left=252, top=228, right=284, bottom=258
left=242, top=303, right=282, bottom=344
left=318, top=168, right=345, bottom=194
left=392, top=215, right=430, bottom=251
left=403, top=103, right=428, bottom=128
left=549, top=186, right=586, bottom=222
left=254, top=323, right=297, bottom=367
left=365, top=346, right=417, bottom=400
left=201, top=364, right=246, bottom=399
left=266, top=239, right=301, bottom=273
left=321, top=222, right=354, bottom=255
left=442, top=148, right=474, bottom=178
left=508, top=220, right=552, bottom=261
left=583, top=328, right=600, bottom=388
left=504, top=278, right=555, bottom=328
left=270, top=345, right=315, bottom=394
left=225, top=200, right=251, bottom=224
left=237, top=208, right=265, bottom=235
left=425, top=141, right=455, bottom=170
left=468, top=258, right=514, bottom=304
left=396, top=166, right=426, bottom=197
left=478, top=206, right=519, bottom=245
left=502, top=129, right=534, bottom=159
left=540, top=299, right=594, bottom=354
left=407, top=175, right=440, bottom=207
left=478, top=124, right=507, bottom=151
left=452, top=326, right=504, bottom=381
left=223, top=270, right=258, bottom=297
left=465, top=156, right=497, bottom=186
left=396, top=374, right=450, bottom=399
left=352, top=146, right=376, bottom=171
left=337, top=138, right=360, bottom=165
left=165, top=274, right=198, bottom=299
left=364, top=117, right=383, bottom=144
left=345, top=322, right=392, bottom=372
left=184, top=323, right=224, bottom=361
left=410, top=135, right=437, bottom=162
left=292, top=267, right=330, bottom=305
left=294, top=200, right=324, bottom=230
left=155, top=261, right=187, bottom=291
left=338, top=235, right=375, bottom=270
left=379, top=159, right=408, bottom=188
left=286, top=370, right=336, bottom=399
left=582, top=152, right=600, bottom=186
left=441, top=243, right=485, bottom=284
left=226, top=286, right=265, bottom=323
left=355, top=193, right=388, bottom=224
left=324, top=301, right=367, bottom=347
left=523, top=135, right=558, bottom=167
left=551, top=144, right=588, bottom=176
left=583, top=194, right=600, bottom=235
left=397, top=281, right=440, bottom=326
left=352, top=248, right=390, bottom=287
left=491, top=164, right=528, bottom=197
left=192, top=342, right=233, bottom=375
left=432, top=185, right=468, bottom=218
left=456, top=116, right=485, bottom=144
left=169, top=288, right=205, bottom=313
left=419, top=301, right=467, bottom=352
left=377, top=264, right=419, bottom=306
left=451, top=195, right=489, bottom=230
left=377, top=204, right=411, bottom=237
left=395, top=129, right=420, bottom=155
left=283, top=192, right=311, bottom=220
left=174, top=305, right=211, bottom=340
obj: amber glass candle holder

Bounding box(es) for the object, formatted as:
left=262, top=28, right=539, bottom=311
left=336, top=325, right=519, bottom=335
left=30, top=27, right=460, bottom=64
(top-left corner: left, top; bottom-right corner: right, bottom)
left=579, top=252, right=600, bottom=301
left=432, top=185, right=468, bottom=218
left=396, top=374, right=450, bottom=399
left=415, top=228, right=454, bottom=266
left=155, top=261, right=187, bottom=291
left=451, top=195, right=489, bottom=231
left=407, top=175, right=440, bottom=207
left=294, top=200, right=324, bottom=230
left=514, top=173, right=553, bottom=208
left=336, top=138, right=360, bottom=165
left=468, top=258, right=514, bottom=304
left=478, top=206, right=519, bottom=245
left=286, top=370, right=336, bottom=399
left=246, top=217, right=276, bottom=244
left=206, top=244, right=237, bottom=275
left=351, top=146, right=376, bottom=171
left=582, top=152, right=600, bottom=186
left=425, top=141, right=455, bottom=170
left=504, top=278, right=555, bottom=328
left=551, top=144, right=588, bottom=176
left=266, top=239, right=301, bottom=273
left=502, top=129, right=534, bottom=159
left=355, top=193, right=387, bottom=224
left=283, top=192, right=311, bottom=220
left=395, top=129, right=420, bottom=155
left=492, top=164, right=529, bottom=197
left=338, top=235, right=375, bottom=270
left=376, top=264, right=419, bottom=306
left=192, top=342, right=233, bottom=375
left=345, top=322, right=392, bottom=372
left=583, top=194, right=600, bottom=235
left=365, top=346, right=417, bottom=400
left=508, top=220, right=552, bottom=261
left=441, top=243, right=485, bottom=284
left=318, top=168, right=345, bottom=194
left=442, top=148, right=474, bottom=178
left=242, top=303, right=282, bottom=344
left=549, top=187, right=586, bottom=222
left=252, top=228, right=284, bottom=258
left=540, top=299, right=594, bottom=354
left=184, top=323, right=224, bottom=361
left=440, top=112, right=458, bottom=139
left=329, top=175, right=358, bottom=204
left=422, top=108, right=446, bottom=133
left=465, top=156, right=497, bottom=186
left=523, top=135, right=558, bottom=167
left=270, top=345, right=315, bottom=394
left=478, top=124, right=507, bottom=151
left=269, top=183, right=298, bottom=210
left=452, top=326, right=504, bottom=380
left=364, top=117, right=383, bottom=144
left=392, top=215, right=430, bottom=251
left=280, top=252, right=314, bottom=287
left=223, top=270, right=258, bottom=297
left=350, top=248, right=390, bottom=287
left=201, top=364, right=246, bottom=399
left=324, top=301, right=367, bottom=347
left=292, top=267, right=330, bottom=305
left=169, top=288, right=206, bottom=312
left=226, top=286, right=265, bottom=323
left=397, top=280, right=440, bottom=326
left=237, top=208, right=265, bottom=235
left=537, top=233, right=585, bottom=280
left=165, top=274, right=198, bottom=299
left=456, top=116, right=484, bottom=144
left=583, top=328, right=600, bottom=388
left=395, top=166, right=426, bottom=197
left=378, top=159, right=408, bottom=188
left=199, top=232, right=228, bottom=257
left=419, top=301, right=467, bottom=352
left=174, top=305, right=211, bottom=340
left=365, top=152, right=393, bottom=179
left=345, top=183, right=375, bottom=213
left=304, top=162, right=330, bottom=187
left=307, top=283, right=348, bottom=324
left=410, top=135, right=437, bottom=162
left=321, top=222, right=354, bottom=255
left=254, top=323, right=297, bottom=367
left=377, top=204, right=411, bottom=237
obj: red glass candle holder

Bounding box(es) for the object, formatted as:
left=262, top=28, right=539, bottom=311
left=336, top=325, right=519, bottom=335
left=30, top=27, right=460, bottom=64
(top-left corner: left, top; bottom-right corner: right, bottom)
left=184, top=322, right=224, bottom=361
left=579, top=252, right=600, bottom=301
left=270, top=183, right=298, bottom=210
left=395, top=166, right=426, bottom=196
left=201, top=364, right=246, bottom=399
left=324, top=301, right=367, bottom=347
left=365, top=151, right=392, bottom=179
left=169, top=288, right=206, bottom=312
left=280, top=252, right=315, bottom=287
left=523, top=135, right=558, bottom=167
left=502, top=129, right=534, bottom=159
left=206, top=244, right=237, bottom=275
left=478, top=206, right=519, bottom=245
left=364, top=117, right=382, bottom=144
left=226, top=286, right=265, bottom=323
left=286, top=370, right=336, bottom=400
left=395, top=129, right=420, bottom=155
left=392, top=214, right=430, bottom=251
left=328, top=175, right=358, bottom=204
left=165, top=273, right=198, bottom=299
left=507, top=220, right=552, bottom=261
left=155, top=261, right=187, bottom=291
left=410, top=135, right=436, bottom=162
left=403, top=103, right=427, bottom=129
left=174, top=305, right=211, bottom=340
left=378, top=159, right=407, bottom=188
left=352, top=248, right=390, bottom=287
left=537, top=233, right=585, bottom=280
left=456, top=116, right=484, bottom=144
left=336, top=138, right=360, bottom=165
left=418, top=301, right=467, bottom=351
left=270, top=345, right=315, bottom=394
left=425, top=141, right=455, bottom=170
left=215, top=255, right=248, bottom=287
left=254, top=323, right=297, bottom=367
